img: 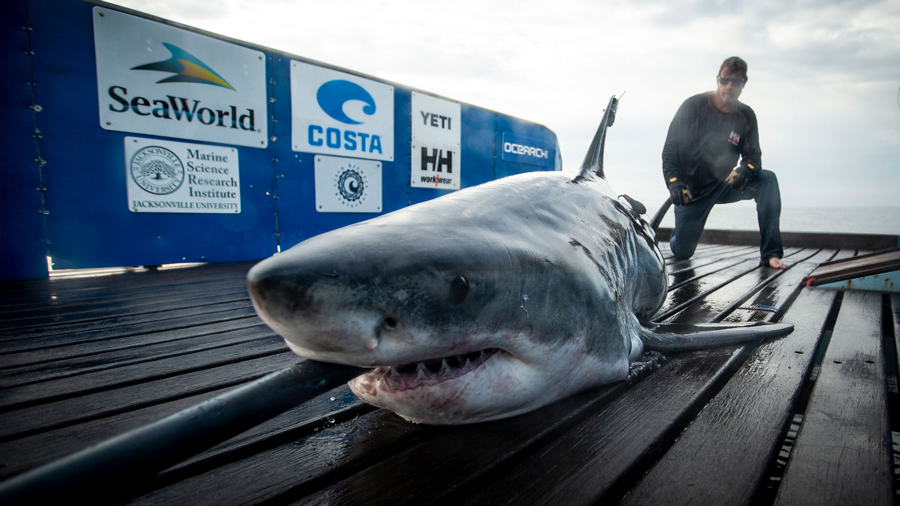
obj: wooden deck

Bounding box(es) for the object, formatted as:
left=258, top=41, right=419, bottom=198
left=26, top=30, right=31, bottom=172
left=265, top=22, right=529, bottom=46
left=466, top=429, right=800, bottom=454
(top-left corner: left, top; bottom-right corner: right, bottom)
left=0, top=243, right=897, bottom=505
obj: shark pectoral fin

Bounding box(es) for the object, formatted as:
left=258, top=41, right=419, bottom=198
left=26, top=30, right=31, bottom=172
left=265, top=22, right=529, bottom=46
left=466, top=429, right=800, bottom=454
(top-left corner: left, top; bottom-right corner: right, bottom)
left=639, top=321, right=794, bottom=353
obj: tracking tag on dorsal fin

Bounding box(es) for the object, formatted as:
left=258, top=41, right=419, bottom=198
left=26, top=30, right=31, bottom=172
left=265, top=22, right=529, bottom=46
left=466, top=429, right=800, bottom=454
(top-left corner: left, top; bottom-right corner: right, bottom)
left=639, top=321, right=794, bottom=352
left=575, top=94, right=620, bottom=182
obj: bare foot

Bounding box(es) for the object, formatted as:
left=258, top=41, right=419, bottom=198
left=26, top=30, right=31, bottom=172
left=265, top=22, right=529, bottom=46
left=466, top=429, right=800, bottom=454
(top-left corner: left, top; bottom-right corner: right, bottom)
left=768, top=257, right=787, bottom=270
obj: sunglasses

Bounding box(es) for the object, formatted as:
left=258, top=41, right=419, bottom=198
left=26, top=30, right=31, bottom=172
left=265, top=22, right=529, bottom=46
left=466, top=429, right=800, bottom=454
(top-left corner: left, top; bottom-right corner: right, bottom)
left=717, top=76, right=746, bottom=87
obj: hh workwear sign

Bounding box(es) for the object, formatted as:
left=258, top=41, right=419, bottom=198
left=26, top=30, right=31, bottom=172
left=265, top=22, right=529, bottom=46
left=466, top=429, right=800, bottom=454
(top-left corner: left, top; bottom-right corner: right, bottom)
left=290, top=60, right=394, bottom=161
left=410, top=92, right=460, bottom=190
left=94, top=7, right=268, bottom=148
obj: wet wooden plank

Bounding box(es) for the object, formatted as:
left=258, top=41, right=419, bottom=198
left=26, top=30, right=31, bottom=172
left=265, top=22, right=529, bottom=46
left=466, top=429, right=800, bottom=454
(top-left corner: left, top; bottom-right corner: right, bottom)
left=0, top=317, right=265, bottom=369
left=0, top=284, right=250, bottom=330
left=660, top=248, right=813, bottom=323
left=0, top=337, right=288, bottom=410
left=0, top=307, right=259, bottom=354
left=0, top=324, right=273, bottom=387
left=774, top=291, right=892, bottom=505
left=0, top=299, right=255, bottom=342
left=0, top=352, right=298, bottom=441
left=667, top=248, right=761, bottom=291
left=666, top=244, right=758, bottom=273
left=0, top=277, right=244, bottom=317
left=620, top=258, right=838, bottom=505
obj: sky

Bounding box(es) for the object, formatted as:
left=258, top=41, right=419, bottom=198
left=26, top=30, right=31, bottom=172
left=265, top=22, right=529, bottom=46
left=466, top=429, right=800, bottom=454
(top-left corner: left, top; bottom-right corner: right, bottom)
left=108, top=0, right=900, bottom=209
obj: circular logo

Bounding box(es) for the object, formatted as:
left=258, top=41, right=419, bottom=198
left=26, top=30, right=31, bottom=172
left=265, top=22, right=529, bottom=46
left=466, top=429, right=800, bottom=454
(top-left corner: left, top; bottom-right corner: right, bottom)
left=337, top=168, right=365, bottom=203
left=130, top=146, right=184, bottom=195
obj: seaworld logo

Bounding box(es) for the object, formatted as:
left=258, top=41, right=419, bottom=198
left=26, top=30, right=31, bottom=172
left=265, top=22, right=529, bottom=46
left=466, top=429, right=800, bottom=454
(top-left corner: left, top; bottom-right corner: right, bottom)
left=308, top=79, right=383, bottom=154
left=132, top=43, right=236, bottom=90
left=104, top=44, right=255, bottom=131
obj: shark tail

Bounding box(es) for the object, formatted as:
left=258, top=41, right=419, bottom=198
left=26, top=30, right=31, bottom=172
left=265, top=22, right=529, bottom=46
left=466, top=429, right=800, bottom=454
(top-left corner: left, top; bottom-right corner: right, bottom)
left=640, top=321, right=794, bottom=353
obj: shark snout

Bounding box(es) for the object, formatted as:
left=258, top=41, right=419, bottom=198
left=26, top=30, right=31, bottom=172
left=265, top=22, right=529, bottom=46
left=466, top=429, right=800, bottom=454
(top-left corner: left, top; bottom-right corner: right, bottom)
left=247, top=255, right=385, bottom=360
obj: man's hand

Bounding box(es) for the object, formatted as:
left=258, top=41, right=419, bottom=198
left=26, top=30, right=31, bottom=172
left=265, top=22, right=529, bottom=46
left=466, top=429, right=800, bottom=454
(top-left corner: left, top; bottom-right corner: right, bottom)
left=668, top=181, right=693, bottom=206
left=725, top=162, right=756, bottom=191
left=725, top=167, right=750, bottom=190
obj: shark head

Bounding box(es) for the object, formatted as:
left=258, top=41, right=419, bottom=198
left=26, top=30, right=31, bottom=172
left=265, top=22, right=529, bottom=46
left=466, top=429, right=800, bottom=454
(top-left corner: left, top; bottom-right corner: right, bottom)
left=247, top=172, right=655, bottom=424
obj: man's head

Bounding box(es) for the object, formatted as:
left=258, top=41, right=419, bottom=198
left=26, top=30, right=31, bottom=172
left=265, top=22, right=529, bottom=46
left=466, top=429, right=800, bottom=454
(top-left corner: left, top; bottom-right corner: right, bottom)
left=714, top=56, right=747, bottom=111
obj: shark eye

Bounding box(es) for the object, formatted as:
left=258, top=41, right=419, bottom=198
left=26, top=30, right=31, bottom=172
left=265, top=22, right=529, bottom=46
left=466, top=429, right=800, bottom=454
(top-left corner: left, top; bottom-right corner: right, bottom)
left=449, top=276, right=469, bottom=305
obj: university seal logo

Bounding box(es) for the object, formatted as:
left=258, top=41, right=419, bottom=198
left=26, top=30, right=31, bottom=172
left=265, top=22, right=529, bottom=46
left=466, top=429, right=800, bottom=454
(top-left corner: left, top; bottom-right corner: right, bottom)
left=130, top=146, right=185, bottom=195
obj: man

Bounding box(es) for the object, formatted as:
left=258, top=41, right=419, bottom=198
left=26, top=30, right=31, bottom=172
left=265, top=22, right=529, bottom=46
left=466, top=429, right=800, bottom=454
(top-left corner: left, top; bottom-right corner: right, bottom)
left=662, top=56, right=786, bottom=269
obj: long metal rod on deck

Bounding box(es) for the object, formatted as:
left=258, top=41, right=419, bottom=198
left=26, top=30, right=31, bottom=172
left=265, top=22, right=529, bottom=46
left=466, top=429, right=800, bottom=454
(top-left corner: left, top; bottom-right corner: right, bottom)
left=0, top=360, right=368, bottom=504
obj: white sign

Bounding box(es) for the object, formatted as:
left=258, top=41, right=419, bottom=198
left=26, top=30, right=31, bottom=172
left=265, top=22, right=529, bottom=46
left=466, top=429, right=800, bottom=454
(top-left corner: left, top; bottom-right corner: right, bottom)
left=125, top=137, right=241, bottom=214
left=94, top=7, right=268, bottom=148
left=291, top=61, right=394, bottom=161
left=410, top=92, right=461, bottom=190
left=315, top=156, right=382, bottom=213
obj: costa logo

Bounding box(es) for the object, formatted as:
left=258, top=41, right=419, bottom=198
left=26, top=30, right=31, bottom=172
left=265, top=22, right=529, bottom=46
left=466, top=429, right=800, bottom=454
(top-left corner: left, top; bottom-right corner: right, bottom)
left=291, top=61, right=394, bottom=161
left=317, top=80, right=376, bottom=125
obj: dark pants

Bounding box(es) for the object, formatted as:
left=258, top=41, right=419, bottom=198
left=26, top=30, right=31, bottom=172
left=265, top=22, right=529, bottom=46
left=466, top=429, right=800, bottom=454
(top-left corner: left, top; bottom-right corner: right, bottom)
left=669, top=169, right=784, bottom=265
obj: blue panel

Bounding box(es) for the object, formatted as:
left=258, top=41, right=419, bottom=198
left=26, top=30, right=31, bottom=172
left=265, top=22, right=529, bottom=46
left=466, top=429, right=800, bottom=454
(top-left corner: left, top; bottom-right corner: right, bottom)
left=494, top=115, right=560, bottom=179
left=0, top=1, right=49, bottom=279
left=28, top=0, right=276, bottom=269
left=0, top=0, right=559, bottom=279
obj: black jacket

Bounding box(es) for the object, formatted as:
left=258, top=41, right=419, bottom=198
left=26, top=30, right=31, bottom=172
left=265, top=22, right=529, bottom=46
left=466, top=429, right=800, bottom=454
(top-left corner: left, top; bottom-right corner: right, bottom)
left=662, top=92, right=762, bottom=200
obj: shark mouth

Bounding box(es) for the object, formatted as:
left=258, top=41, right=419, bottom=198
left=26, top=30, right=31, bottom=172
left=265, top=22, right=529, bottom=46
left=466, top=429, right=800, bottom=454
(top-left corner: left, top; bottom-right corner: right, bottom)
left=361, top=348, right=501, bottom=392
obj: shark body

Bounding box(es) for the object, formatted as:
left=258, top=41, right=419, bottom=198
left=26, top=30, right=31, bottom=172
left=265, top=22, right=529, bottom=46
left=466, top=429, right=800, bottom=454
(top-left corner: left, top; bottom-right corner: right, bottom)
left=247, top=97, right=792, bottom=424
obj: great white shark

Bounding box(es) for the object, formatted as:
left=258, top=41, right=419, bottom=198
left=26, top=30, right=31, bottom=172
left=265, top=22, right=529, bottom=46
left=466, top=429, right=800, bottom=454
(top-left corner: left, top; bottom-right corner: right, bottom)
left=246, top=96, right=792, bottom=424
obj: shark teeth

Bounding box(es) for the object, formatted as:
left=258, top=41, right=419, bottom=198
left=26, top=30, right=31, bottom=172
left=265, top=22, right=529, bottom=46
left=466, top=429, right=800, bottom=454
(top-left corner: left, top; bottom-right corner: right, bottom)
left=372, top=348, right=500, bottom=391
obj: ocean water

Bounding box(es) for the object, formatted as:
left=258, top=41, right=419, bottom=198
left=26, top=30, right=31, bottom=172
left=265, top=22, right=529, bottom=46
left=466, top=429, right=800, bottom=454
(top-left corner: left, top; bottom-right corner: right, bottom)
left=657, top=206, right=900, bottom=235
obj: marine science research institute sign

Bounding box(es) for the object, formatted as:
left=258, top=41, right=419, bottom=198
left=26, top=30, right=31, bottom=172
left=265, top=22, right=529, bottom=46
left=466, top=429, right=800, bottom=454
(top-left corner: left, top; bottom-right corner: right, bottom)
left=93, top=7, right=268, bottom=149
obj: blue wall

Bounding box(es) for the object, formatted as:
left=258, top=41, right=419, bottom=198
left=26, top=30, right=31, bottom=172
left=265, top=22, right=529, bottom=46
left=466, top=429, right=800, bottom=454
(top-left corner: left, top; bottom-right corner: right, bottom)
left=0, top=0, right=559, bottom=280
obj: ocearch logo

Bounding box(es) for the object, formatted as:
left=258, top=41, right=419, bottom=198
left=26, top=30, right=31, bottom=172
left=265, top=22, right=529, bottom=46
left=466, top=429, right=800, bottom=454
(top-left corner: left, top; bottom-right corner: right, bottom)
left=308, top=79, right=384, bottom=155
left=503, top=142, right=548, bottom=159
left=501, top=133, right=551, bottom=167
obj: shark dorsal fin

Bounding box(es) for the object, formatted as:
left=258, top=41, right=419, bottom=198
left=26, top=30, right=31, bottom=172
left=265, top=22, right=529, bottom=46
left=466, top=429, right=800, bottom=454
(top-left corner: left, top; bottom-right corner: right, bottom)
left=576, top=94, right=619, bottom=181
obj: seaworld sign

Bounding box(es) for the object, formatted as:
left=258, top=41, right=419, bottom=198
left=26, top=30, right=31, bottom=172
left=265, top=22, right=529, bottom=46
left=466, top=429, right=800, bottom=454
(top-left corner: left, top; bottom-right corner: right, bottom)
left=93, top=7, right=268, bottom=148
